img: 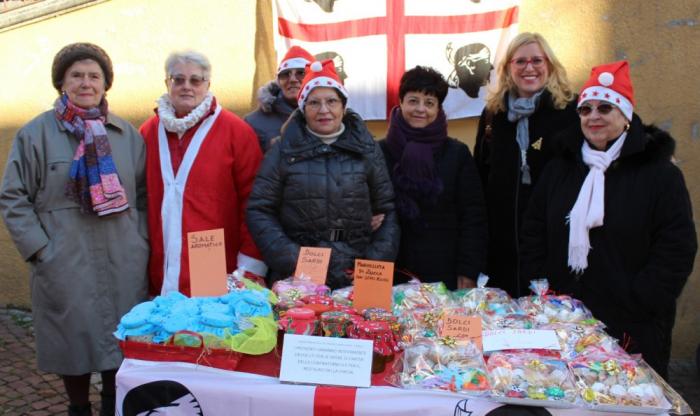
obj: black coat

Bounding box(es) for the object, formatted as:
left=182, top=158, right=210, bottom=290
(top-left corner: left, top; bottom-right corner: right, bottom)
left=244, top=82, right=295, bottom=152
left=246, top=109, right=400, bottom=289
left=520, top=116, right=697, bottom=378
left=379, top=138, right=487, bottom=289
left=474, top=90, right=578, bottom=296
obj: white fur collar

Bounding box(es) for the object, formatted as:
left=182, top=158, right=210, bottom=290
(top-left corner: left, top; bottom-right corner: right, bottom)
left=157, top=92, right=214, bottom=135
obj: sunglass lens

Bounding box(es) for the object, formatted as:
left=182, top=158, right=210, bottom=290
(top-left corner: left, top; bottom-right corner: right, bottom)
left=598, top=104, right=614, bottom=114
left=577, top=106, right=592, bottom=116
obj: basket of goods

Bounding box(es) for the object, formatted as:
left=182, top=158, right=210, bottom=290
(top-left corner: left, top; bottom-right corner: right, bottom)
left=518, top=279, right=593, bottom=325
left=487, top=351, right=578, bottom=406
left=394, top=338, right=491, bottom=395
left=116, top=287, right=277, bottom=371
left=454, top=275, right=526, bottom=330
left=569, top=352, right=673, bottom=412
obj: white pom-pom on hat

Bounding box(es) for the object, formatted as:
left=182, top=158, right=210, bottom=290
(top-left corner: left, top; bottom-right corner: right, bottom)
left=598, top=72, right=614, bottom=86
left=310, top=61, right=323, bottom=72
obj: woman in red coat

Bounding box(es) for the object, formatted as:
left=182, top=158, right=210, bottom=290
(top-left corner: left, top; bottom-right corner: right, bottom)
left=141, top=50, right=267, bottom=296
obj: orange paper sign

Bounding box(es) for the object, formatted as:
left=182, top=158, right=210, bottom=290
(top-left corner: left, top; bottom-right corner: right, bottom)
left=294, top=246, right=331, bottom=285
left=440, top=315, right=483, bottom=350
left=352, top=259, right=394, bottom=312
left=187, top=228, right=227, bottom=297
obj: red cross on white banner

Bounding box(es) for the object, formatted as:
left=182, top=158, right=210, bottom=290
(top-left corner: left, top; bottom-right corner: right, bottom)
left=274, top=0, right=520, bottom=120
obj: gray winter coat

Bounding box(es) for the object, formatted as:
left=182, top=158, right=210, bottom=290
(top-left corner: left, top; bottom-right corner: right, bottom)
left=247, top=109, right=400, bottom=289
left=0, top=110, right=149, bottom=375
left=244, top=81, right=295, bottom=152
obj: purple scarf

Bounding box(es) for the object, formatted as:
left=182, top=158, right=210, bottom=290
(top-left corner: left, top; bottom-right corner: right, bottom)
left=385, top=106, right=448, bottom=219
left=55, top=94, right=129, bottom=216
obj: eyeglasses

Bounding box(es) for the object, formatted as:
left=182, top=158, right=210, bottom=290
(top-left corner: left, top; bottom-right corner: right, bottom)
left=510, top=56, right=547, bottom=69
left=577, top=103, right=615, bottom=117
left=306, top=97, right=342, bottom=111
left=168, top=75, right=208, bottom=87
left=278, top=69, right=305, bottom=81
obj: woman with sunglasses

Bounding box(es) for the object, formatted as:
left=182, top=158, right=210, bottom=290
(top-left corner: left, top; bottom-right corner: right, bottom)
left=520, top=61, right=696, bottom=379
left=245, top=46, right=314, bottom=152
left=473, top=32, right=579, bottom=297
left=247, top=60, right=399, bottom=289
left=0, top=43, right=148, bottom=416
left=140, top=50, right=267, bottom=296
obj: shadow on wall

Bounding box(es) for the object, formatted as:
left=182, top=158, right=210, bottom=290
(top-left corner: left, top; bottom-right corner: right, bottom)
left=0, top=124, right=30, bottom=308
left=606, top=2, right=700, bottom=361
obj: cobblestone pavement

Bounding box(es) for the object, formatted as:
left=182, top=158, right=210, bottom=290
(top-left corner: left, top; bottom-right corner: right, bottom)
left=0, top=309, right=102, bottom=416
left=1, top=307, right=699, bottom=415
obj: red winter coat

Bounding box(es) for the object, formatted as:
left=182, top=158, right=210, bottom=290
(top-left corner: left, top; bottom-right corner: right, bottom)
left=140, top=103, right=264, bottom=296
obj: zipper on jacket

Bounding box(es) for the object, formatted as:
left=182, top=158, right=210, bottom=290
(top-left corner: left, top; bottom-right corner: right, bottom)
left=514, top=146, right=522, bottom=296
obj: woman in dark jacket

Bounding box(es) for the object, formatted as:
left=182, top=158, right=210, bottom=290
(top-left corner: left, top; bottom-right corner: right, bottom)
left=520, top=61, right=697, bottom=379
left=247, top=59, right=399, bottom=289
left=379, top=66, right=486, bottom=290
left=474, top=32, right=578, bottom=296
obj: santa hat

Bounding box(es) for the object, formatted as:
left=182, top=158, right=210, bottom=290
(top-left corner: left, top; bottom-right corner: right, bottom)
left=578, top=60, right=635, bottom=120
left=277, top=46, right=314, bottom=75
left=297, top=59, right=349, bottom=112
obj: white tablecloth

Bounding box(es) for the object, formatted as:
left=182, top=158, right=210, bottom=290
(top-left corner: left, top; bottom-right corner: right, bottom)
left=116, top=359, right=668, bottom=416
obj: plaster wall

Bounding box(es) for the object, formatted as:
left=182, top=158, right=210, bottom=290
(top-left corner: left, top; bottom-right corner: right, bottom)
left=0, top=0, right=698, bottom=357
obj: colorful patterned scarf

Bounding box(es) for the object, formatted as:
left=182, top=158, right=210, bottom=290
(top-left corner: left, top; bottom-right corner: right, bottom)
left=55, top=94, right=129, bottom=216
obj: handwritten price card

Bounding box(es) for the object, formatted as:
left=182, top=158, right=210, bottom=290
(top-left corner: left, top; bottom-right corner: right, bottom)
left=440, top=315, right=483, bottom=350
left=353, top=259, right=394, bottom=311
left=482, top=329, right=561, bottom=352
left=188, top=228, right=227, bottom=297
left=294, top=246, right=331, bottom=284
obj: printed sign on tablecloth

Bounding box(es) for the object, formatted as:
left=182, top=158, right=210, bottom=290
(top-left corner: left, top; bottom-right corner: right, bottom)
left=279, top=334, right=373, bottom=388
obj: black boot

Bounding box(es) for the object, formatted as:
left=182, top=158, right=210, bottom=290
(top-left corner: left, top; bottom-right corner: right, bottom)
left=68, top=403, right=92, bottom=416
left=100, top=392, right=116, bottom=416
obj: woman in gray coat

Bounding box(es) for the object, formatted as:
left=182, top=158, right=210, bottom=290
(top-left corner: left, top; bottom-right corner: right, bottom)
left=247, top=59, right=399, bottom=289
left=0, top=43, right=148, bottom=416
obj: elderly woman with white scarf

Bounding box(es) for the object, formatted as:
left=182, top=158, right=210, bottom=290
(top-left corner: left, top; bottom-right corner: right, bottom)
left=140, top=50, right=267, bottom=296
left=520, top=60, right=697, bottom=379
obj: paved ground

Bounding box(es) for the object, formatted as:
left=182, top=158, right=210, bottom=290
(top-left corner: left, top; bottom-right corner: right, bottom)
left=1, top=307, right=698, bottom=415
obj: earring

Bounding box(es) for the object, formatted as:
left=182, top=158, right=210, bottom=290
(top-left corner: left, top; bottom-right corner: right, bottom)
left=625, top=123, right=631, bottom=131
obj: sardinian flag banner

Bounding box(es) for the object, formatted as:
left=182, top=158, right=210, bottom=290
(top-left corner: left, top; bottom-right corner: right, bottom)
left=273, top=0, right=521, bottom=120
left=118, top=359, right=606, bottom=415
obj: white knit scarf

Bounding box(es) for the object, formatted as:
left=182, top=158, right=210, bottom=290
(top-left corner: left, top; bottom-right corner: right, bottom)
left=567, top=131, right=628, bottom=274
left=157, top=92, right=214, bottom=135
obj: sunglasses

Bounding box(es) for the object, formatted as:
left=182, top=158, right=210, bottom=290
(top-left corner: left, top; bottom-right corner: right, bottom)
left=278, top=69, right=305, bottom=81
left=510, top=56, right=547, bottom=69
left=169, top=74, right=207, bottom=87
left=577, top=103, right=615, bottom=116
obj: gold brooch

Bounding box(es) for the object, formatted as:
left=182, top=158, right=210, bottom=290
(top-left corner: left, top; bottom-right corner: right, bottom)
left=531, top=137, right=543, bottom=150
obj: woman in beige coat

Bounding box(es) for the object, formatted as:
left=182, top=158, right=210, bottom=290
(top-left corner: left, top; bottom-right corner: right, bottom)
left=0, top=43, right=148, bottom=416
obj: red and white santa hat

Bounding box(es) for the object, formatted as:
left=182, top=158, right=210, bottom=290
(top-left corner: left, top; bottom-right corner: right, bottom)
left=297, top=59, right=349, bottom=112
left=277, top=46, right=315, bottom=75
left=578, top=60, right=635, bottom=120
